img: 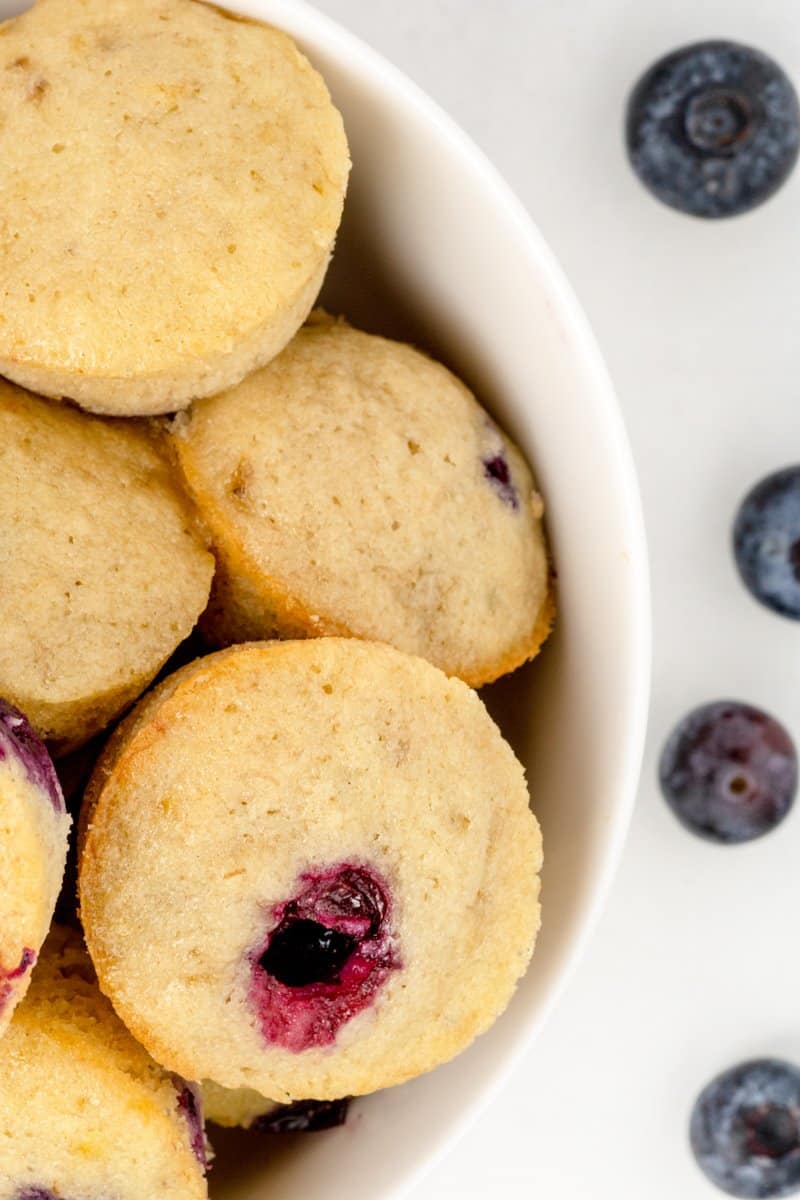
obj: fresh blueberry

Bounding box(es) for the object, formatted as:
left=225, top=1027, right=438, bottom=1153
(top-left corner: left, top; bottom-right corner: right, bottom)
left=626, top=41, right=800, bottom=217
left=260, top=919, right=357, bottom=988
left=733, top=467, right=800, bottom=619
left=691, top=1059, right=800, bottom=1197
left=659, top=701, right=796, bottom=843
left=252, top=1098, right=351, bottom=1134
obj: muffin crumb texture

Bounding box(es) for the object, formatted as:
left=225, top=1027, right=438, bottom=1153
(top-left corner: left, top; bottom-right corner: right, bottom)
left=0, top=0, right=349, bottom=414
left=0, top=379, right=214, bottom=752
left=172, top=314, right=553, bottom=685
left=79, top=639, right=542, bottom=1101
left=0, top=926, right=208, bottom=1198
left=0, top=0, right=551, bottom=1182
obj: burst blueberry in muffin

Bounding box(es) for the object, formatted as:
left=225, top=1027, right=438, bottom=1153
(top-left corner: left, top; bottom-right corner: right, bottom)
left=79, top=639, right=542, bottom=1101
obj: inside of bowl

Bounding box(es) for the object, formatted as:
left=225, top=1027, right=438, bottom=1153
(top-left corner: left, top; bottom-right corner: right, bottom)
left=206, top=4, right=647, bottom=1198
left=0, top=1, right=646, bottom=1197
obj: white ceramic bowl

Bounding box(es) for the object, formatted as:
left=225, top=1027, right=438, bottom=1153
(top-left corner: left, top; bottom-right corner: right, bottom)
left=0, top=0, right=649, bottom=1195
left=203, top=1, right=651, bottom=1193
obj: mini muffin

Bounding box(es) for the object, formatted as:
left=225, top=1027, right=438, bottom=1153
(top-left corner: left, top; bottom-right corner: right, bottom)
left=0, top=926, right=208, bottom=1198
left=200, top=1080, right=349, bottom=1132
left=0, top=380, right=214, bottom=752
left=80, top=640, right=541, bottom=1101
left=170, top=314, right=553, bottom=686
left=0, top=701, right=70, bottom=1035
left=0, top=0, right=349, bottom=415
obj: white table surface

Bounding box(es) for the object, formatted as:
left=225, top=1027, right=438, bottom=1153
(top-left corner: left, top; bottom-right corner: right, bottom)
left=310, top=1, right=800, bottom=1197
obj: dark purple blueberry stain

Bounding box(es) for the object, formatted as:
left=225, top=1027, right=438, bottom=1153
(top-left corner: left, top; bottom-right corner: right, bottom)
left=627, top=41, right=800, bottom=218
left=252, top=1097, right=351, bottom=1134
left=250, top=863, right=399, bottom=1053
left=691, top=1059, right=800, bottom=1197
left=482, top=453, right=519, bottom=511
left=0, top=699, right=63, bottom=812
left=659, top=701, right=796, bottom=844
left=260, top=921, right=357, bottom=988
left=0, top=947, right=36, bottom=1016
left=174, top=1079, right=209, bottom=1171
left=15, top=1190, right=61, bottom=1200
left=734, top=467, right=800, bottom=619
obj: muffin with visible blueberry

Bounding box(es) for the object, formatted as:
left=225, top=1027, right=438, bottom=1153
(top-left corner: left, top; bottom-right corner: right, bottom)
left=0, top=700, right=70, bottom=1035
left=79, top=639, right=542, bottom=1101
left=0, top=0, right=349, bottom=415
left=0, top=380, right=214, bottom=753
left=169, top=312, right=553, bottom=687
left=0, top=926, right=208, bottom=1198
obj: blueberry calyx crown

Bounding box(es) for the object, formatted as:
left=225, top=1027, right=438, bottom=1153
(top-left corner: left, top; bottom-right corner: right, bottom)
left=659, top=700, right=797, bottom=844
left=691, top=1058, right=800, bottom=1197
left=683, top=88, right=755, bottom=156
left=742, top=1105, right=800, bottom=1161
left=627, top=40, right=800, bottom=218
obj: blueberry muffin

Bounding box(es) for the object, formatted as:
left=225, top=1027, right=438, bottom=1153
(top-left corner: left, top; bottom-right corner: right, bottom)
left=170, top=313, right=553, bottom=686
left=0, top=380, right=214, bottom=752
left=0, top=701, right=70, bottom=1035
left=79, top=639, right=541, bottom=1101
left=0, top=926, right=208, bottom=1198
left=0, top=0, right=349, bottom=416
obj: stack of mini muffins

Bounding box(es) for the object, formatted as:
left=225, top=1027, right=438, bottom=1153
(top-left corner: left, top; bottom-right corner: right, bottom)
left=0, top=0, right=553, bottom=1195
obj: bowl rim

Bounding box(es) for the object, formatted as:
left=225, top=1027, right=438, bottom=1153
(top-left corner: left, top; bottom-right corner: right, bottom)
left=209, top=0, right=651, bottom=1192
left=0, top=0, right=649, bottom=1189
left=0, top=0, right=652, bottom=1180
